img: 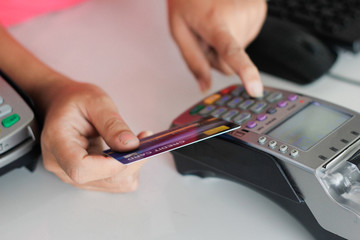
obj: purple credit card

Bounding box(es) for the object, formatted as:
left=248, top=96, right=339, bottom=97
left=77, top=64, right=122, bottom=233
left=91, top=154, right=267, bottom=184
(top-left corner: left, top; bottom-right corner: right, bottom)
left=104, top=117, right=240, bottom=165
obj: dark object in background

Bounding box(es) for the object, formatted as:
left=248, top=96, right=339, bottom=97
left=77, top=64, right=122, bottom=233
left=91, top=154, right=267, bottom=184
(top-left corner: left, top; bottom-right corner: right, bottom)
left=246, top=16, right=338, bottom=84
left=267, top=0, right=360, bottom=52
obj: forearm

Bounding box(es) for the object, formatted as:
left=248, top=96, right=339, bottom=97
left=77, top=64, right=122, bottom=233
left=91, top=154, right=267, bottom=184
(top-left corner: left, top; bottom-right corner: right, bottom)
left=0, top=25, right=73, bottom=115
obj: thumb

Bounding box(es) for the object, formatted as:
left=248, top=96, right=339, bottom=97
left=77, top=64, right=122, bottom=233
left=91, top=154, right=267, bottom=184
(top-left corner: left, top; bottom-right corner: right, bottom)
left=87, top=99, right=139, bottom=152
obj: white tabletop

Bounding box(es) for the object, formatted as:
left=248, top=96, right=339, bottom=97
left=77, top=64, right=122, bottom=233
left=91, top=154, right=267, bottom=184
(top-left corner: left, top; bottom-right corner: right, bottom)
left=1, top=0, right=360, bottom=239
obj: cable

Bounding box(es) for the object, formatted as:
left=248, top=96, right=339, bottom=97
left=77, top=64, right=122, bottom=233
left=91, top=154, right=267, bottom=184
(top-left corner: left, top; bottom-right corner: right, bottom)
left=326, top=72, right=360, bottom=87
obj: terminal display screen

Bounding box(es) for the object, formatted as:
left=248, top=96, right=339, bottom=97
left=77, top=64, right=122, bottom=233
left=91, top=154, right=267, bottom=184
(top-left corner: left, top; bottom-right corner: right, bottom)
left=267, top=102, right=352, bottom=151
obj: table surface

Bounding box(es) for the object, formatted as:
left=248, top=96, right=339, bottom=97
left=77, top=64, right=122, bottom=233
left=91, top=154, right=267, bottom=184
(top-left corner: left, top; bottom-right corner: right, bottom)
left=1, top=0, right=360, bottom=239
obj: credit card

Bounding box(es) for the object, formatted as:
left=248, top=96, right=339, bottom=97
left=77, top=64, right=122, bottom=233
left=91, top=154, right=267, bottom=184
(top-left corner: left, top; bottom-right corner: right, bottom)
left=104, top=117, right=240, bottom=165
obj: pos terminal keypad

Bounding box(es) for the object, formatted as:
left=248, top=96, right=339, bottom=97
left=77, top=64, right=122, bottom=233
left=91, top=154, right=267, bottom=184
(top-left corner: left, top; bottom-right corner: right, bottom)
left=188, top=85, right=300, bottom=130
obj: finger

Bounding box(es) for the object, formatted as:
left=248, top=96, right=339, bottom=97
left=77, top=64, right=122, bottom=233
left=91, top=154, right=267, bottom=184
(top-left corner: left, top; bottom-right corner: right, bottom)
left=56, top=137, right=127, bottom=184
left=50, top=167, right=139, bottom=193
left=205, top=46, right=235, bottom=76
left=43, top=138, right=143, bottom=192
left=169, top=15, right=212, bottom=92
left=70, top=154, right=147, bottom=193
left=137, top=131, right=153, bottom=139
left=42, top=129, right=127, bottom=185
left=200, top=28, right=263, bottom=97
left=42, top=145, right=66, bottom=176
left=76, top=132, right=152, bottom=192
left=101, top=159, right=146, bottom=192
left=70, top=167, right=141, bottom=193
left=230, top=49, right=263, bottom=98
left=86, top=95, right=140, bottom=152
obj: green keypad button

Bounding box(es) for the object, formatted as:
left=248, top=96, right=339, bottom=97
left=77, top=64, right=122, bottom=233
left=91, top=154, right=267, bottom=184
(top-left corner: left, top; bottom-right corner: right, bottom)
left=2, top=113, right=20, bottom=128
left=189, top=105, right=205, bottom=115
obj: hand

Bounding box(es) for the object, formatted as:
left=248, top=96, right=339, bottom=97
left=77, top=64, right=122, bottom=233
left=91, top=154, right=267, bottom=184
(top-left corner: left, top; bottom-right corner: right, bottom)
left=0, top=26, right=150, bottom=192
left=168, top=0, right=267, bottom=97
left=41, top=80, right=150, bottom=192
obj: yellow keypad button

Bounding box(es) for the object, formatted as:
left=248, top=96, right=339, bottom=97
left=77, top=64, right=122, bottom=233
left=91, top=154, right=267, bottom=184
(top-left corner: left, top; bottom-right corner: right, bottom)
left=204, top=94, right=221, bottom=105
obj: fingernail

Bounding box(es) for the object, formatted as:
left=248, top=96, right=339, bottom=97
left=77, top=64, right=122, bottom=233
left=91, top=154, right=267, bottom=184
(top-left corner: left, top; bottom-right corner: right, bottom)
left=197, top=78, right=210, bottom=94
left=119, top=131, right=138, bottom=146
left=201, top=87, right=209, bottom=95
left=138, top=130, right=154, bottom=139
left=143, top=130, right=153, bottom=136
left=248, top=81, right=264, bottom=98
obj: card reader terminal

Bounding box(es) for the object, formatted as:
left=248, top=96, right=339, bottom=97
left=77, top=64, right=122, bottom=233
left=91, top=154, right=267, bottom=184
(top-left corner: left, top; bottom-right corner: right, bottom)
left=171, top=85, right=360, bottom=240
left=0, top=71, right=40, bottom=176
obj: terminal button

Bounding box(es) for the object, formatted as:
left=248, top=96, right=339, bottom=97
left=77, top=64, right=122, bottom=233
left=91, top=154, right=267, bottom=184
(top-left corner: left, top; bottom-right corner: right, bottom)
left=290, top=149, right=299, bottom=158
left=277, top=100, right=288, bottom=108
left=231, top=86, right=245, bottom=96
left=211, top=107, right=227, bottom=118
left=0, top=104, right=12, bottom=118
left=246, top=121, right=257, bottom=129
left=266, top=92, right=283, bottom=103
left=227, top=97, right=243, bottom=108
left=268, top=140, right=277, bottom=149
left=288, top=94, right=298, bottom=101
left=262, top=90, right=270, bottom=97
left=216, top=95, right=232, bottom=106
left=2, top=113, right=20, bottom=128
left=199, top=105, right=216, bottom=116
left=190, top=105, right=204, bottom=115
left=220, top=86, right=236, bottom=95
left=256, top=113, right=267, bottom=121
left=233, top=112, right=252, bottom=124
left=279, top=145, right=288, bottom=153
left=222, top=109, right=239, bottom=121
left=258, top=136, right=267, bottom=145
left=242, top=92, right=251, bottom=99
left=266, top=107, right=277, bottom=114
left=204, top=94, right=221, bottom=105
left=250, top=101, right=267, bottom=113
left=239, top=99, right=255, bottom=110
